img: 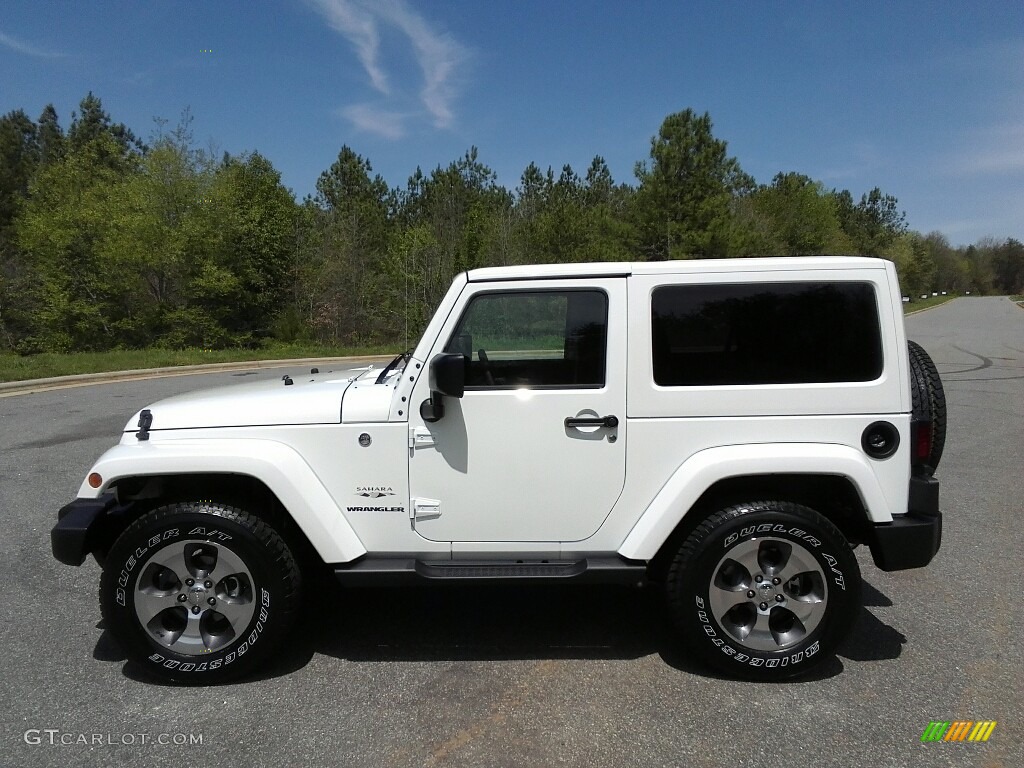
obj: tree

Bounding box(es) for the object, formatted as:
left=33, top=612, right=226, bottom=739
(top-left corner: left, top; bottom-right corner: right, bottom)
left=0, top=109, right=39, bottom=236
left=403, top=147, right=510, bottom=273
left=508, top=156, right=633, bottom=267
left=315, top=145, right=391, bottom=254
left=392, top=148, right=512, bottom=332
left=751, top=173, right=848, bottom=256
left=303, top=146, right=395, bottom=344
left=727, top=194, right=781, bottom=257
left=834, top=187, right=907, bottom=256
left=633, top=109, right=752, bottom=259
left=14, top=131, right=134, bottom=351
left=97, top=132, right=208, bottom=346
left=0, top=109, right=41, bottom=348
left=67, top=92, right=144, bottom=170
left=889, top=232, right=936, bottom=298
left=580, top=156, right=635, bottom=262
left=583, top=156, right=614, bottom=205
left=201, top=151, right=297, bottom=345
left=990, top=238, right=1024, bottom=294
left=962, top=243, right=995, bottom=294
left=36, top=104, right=64, bottom=167
left=531, top=163, right=590, bottom=263
left=919, top=232, right=969, bottom=293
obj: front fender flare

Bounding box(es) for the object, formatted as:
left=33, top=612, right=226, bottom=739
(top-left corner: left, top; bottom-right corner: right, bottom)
left=618, top=443, right=893, bottom=561
left=77, top=439, right=366, bottom=564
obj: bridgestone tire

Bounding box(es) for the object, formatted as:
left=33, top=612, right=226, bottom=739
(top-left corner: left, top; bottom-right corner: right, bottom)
left=99, top=502, right=301, bottom=684
left=666, top=501, right=861, bottom=681
left=907, top=340, right=946, bottom=473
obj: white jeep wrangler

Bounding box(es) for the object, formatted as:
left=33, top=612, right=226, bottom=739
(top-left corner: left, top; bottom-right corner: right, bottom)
left=52, top=256, right=945, bottom=682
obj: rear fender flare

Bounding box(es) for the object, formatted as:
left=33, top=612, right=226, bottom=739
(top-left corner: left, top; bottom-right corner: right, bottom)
left=618, top=443, right=892, bottom=561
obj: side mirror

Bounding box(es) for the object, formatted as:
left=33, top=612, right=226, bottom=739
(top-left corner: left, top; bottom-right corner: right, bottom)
left=419, top=393, right=444, bottom=423
left=419, top=352, right=465, bottom=423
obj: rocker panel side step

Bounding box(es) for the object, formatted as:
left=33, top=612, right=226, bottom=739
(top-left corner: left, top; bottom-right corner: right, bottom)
left=333, top=556, right=646, bottom=586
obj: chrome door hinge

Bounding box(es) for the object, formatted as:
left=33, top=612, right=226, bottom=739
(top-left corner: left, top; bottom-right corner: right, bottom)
left=411, top=497, right=441, bottom=521
left=409, top=427, right=436, bottom=449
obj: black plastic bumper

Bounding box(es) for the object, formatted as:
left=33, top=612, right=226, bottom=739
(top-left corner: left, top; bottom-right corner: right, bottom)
left=51, top=494, right=119, bottom=566
left=868, top=474, right=942, bottom=572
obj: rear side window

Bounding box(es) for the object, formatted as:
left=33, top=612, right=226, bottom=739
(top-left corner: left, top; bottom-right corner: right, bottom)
left=651, top=282, right=883, bottom=386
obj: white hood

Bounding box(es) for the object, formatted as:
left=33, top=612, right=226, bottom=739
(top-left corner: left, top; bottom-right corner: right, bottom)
left=124, top=375, right=356, bottom=432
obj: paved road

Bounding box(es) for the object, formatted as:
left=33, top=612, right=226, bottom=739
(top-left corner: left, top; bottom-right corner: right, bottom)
left=1, top=299, right=1021, bottom=768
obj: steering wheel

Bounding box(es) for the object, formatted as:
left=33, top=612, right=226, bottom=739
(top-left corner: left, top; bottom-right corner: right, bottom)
left=374, top=350, right=412, bottom=385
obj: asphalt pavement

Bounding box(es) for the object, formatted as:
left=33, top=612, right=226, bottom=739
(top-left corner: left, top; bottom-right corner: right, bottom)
left=0, top=298, right=1021, bottom=768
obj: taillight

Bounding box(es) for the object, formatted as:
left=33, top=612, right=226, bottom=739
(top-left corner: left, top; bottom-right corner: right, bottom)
left=912, top=421, right=932, bottom=465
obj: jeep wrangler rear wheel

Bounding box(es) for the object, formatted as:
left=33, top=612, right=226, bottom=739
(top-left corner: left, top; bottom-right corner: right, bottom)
left=666, top=501, right=861, bottom=680
left=99, top=501, right=301, bottom=684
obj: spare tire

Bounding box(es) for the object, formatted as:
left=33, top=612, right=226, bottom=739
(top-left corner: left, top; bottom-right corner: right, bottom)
left=907, top=340, right=946, bottom=472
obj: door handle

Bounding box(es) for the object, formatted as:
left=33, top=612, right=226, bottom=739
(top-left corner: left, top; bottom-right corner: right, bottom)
left=564, top=415, right=619, bottom=429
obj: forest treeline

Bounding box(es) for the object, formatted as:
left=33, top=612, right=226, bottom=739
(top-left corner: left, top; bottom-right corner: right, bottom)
left=1, top=94, right=1022, bottom=353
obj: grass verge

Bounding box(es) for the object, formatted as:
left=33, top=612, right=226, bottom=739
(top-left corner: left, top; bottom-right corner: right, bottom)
left=904, top=293, right=959, bottom=314
left=0, top=343, right=394, bottom=383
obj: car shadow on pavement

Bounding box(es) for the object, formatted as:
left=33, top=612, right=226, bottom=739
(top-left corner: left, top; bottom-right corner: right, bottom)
left=836, top=581, right=907, bottom=664
left=96, top=579, right=906, bottom=685
left=301, top=578, right=905, bottom=682
left=306, top=582, right=662, bottom=663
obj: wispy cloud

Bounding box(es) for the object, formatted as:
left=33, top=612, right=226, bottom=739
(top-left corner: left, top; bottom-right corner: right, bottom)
left=312, top=0, right=389, bottom=95
left=374, top=0, right=464, bottom=128
left=941, top=38, right=1024, bottom=179
left=0, top=28, right=65, bottom=58
left=819, top=142, right=883, bottom=183
left=309, top=0, right=469, bottom=136
left=339, top=103, right=408, bottom=140
left=954, top=121, right=1024, bottom=176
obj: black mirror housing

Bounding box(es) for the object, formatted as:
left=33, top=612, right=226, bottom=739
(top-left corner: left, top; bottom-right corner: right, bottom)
left=419, top=393, right=444, bottom=423
left=429, top=352, right=465, bottom=398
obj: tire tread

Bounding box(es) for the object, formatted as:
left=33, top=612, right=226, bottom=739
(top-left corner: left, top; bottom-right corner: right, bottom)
left=907, top=339, right=947, bottom=472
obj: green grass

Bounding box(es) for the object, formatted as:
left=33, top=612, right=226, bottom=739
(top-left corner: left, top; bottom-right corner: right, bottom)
left=0, top=342, right=394, bottom=384
left=903, top=293, right=959, bottom=314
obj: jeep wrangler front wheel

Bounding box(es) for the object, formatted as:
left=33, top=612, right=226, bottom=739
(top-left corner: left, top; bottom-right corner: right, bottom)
left=99, top=501, right=301, bottom=684
left=666, top=501, right=861, bottom=680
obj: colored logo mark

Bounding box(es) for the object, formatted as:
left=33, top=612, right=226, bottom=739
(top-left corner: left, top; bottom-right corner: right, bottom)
left=920, top=721, right=997, bottom=742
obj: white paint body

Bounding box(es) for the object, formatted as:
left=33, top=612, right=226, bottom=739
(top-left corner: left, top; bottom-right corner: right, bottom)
left=76, top=257, right=913, bottom=565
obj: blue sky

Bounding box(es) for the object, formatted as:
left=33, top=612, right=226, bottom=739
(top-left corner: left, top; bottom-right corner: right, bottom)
left=1, top=0, right=1021, bottom=245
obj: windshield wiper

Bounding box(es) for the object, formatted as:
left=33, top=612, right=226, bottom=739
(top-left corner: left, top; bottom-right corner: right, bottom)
left=374, top=349, right=413, bottom=384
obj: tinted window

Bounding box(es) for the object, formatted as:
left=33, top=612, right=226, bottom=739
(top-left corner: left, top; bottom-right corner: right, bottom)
left=446, top=290, right=607, bottom=388
left=651, top=282, right=882, bottom=386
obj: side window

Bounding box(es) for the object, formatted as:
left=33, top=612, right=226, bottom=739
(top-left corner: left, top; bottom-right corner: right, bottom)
left=651, top=282, right=883, bottom=386
left=445, top=290, right=608, bottom=388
